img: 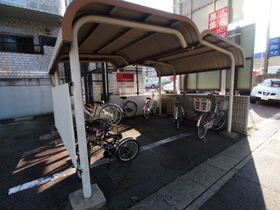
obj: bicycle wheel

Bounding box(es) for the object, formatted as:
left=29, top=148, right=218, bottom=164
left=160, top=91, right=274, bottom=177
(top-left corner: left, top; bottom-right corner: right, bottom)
left=110, top=104, right=123, bottom=124
left=116, top=138, right=139, bottom=162
left=108, top=124, right=118, bottom=135
left=123, top=101, right=137, bottom=118
left=143, top=99, right=151, bottom=119
left=212, top=110, right=227, bottom=130
left=152, top=101, right=157, bottom=115
left=197, top=113, right=208, bottom=139
left=98, top=104, right=122, bottom=124
left=175, top=119, right=180, bottom=130
left=179, top=107, right=184, bottom=122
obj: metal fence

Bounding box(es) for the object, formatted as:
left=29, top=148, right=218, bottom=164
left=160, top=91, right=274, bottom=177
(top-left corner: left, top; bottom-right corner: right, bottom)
left=0, top=33, right=43, bottom=54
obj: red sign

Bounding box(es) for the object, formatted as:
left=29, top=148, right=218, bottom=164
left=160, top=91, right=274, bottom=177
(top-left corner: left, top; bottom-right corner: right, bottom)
left=208, top=6, right=228, bottom=38
left=116, top=73, right=134, bottom=83
left=115, top=73, right=134, bottom=88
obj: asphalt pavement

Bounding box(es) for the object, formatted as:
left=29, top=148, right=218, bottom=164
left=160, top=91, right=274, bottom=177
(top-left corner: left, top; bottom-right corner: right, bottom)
left=0, top=101, right=280, bottom=210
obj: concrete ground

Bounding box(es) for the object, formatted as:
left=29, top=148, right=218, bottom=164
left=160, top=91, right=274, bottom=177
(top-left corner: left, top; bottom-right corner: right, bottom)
left=0, top=101, right=279, bottom=210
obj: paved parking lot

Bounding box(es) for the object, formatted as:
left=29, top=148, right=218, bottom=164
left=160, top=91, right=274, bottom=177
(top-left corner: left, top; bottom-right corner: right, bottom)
left=0, top=113, right=247, bottom=210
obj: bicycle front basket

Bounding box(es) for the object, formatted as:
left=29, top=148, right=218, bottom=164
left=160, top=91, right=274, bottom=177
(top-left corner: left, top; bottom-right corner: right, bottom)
left=194, top=98, right=211, bottom=112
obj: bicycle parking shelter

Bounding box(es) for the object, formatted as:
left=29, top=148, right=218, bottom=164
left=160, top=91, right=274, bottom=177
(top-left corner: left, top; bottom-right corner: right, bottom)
left=48, top=0, right=245, bottom=205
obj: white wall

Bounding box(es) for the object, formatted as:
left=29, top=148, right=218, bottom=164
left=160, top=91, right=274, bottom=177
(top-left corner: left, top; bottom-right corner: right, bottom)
left=0, top=86, right=53, bottom=120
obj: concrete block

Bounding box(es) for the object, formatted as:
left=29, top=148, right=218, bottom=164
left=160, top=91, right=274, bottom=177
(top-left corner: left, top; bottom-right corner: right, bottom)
left=69, top=184, right=106, bottom=210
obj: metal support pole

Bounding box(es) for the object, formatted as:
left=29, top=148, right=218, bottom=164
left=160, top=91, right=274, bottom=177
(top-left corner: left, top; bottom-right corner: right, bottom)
left=136, top=66, right=139, bottom=95
left=158, top=71, right=162, bottom=115
left=220, top=70, right=226, bottom=95
left=101, top=63, right=107, bottom=101
left=202, top=40, right=235, bottom=133
left=70, top=20, right=92, bottom=199
left=54, top=66, right=60, bottom=87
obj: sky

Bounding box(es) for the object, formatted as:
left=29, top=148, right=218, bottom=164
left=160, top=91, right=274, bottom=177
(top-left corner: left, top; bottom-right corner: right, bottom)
left=124, top=0, right=173, bottom=13
left=125, top=0, right=280, bottom=53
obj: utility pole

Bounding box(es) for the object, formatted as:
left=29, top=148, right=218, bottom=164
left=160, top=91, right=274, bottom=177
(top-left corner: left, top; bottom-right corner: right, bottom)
left=264, top=0, right=272, bottom=75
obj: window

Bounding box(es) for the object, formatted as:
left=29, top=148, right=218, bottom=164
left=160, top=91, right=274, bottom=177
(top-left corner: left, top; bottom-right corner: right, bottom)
left=39, top=35, right=57, bottom=47
left=0, top=33, right=43, bottom=54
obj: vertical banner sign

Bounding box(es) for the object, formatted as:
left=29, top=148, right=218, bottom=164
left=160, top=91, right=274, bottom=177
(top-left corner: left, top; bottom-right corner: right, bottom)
left=208, top=6, right=228, bottom=38
left=116, top=73, right=134, bottom=88
left=269, top=37, right=280, bottom=57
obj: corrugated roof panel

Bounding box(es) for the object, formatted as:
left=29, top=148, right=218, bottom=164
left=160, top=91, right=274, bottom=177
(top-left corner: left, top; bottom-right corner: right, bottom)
left=98, top=28, right=150, bottom=54
left=48, top=0, right=245, bottom=78
left=118, top=33, right=182, bottom=64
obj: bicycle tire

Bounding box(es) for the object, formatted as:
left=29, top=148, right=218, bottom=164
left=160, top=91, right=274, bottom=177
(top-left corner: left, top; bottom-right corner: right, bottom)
left=109, top=104, right=123, bottom=124
left=197, top=113, right=208, bottom=139
left=175, top=119, right=180, bottom=130
left=152, top=101, right=157, bottom=115
left=108, top=124, right=118, bottom=135
left=179, top=107, right=184, bottom=122
left=116, top=138, right=139, bottom=162
left=123, top=100, right=137, bottom=118
left=212, top=110, right=227, bottom=131
left=98, top=104, right=122, bottom=124
left=144, top=99, right=151, bottom=119
left=144, top=108, right=149, bottom=119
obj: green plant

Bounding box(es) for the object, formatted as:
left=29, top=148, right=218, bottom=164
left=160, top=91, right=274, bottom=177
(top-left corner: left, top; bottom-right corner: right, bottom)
left=247, top=124, right=255, bottom=135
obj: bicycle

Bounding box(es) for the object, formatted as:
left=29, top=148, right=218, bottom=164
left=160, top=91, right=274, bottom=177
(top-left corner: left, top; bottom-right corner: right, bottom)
left=143, top=91, right=157, bottom=119
left=194, top=93, right=228, bottom=139
left=172, top=94, right=185, bottom=130
left=84, top=101, right=123, bottom=124
left=76, top=121, right=140, bottom=177
left=108, top=92, right=137, bottom=118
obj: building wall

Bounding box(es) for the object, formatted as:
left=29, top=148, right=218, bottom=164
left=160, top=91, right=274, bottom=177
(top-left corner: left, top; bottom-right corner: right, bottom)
left=0, top=85, right=53, bottom=120
left=0, top=0, right=66, bottom=16
left=0, top=16, right=61, bottom=119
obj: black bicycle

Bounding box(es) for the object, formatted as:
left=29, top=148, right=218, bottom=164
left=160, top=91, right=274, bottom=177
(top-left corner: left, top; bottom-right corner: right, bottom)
left=76, top=121, right=139, bottom=177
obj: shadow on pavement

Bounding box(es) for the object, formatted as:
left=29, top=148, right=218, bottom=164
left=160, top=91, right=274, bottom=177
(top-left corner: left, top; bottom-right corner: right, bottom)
left=0, top=114, right=271, bottom=210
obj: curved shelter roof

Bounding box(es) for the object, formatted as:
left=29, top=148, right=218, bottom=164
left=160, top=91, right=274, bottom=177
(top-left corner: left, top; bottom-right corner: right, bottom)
left=48, top=0, right=245, bottom=76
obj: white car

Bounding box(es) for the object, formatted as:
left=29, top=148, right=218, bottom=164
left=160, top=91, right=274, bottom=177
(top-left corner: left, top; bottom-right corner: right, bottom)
left=250, top=79, right=280, bottom=103
left=144, top=78, right=159, bottom=89
left=163, top=81, right=176, bottom=93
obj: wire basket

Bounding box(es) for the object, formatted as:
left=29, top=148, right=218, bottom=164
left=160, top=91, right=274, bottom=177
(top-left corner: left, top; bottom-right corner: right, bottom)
left=194, top=98, right=211, bottom=112
left=218, top=100, right=228, bottom=110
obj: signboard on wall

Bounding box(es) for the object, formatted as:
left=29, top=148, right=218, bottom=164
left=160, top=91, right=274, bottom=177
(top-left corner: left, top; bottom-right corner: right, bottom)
left=115, top=73, right=134, bottom=88
left=208, top=6, right=228, bottom=38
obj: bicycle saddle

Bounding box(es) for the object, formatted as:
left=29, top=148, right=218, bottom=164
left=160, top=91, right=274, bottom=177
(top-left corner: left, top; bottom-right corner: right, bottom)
left=110, top=133, right=122, bottom=140
left=120, top=96, right=127, bottom=100
left=146, top=97, right=152, bottom=100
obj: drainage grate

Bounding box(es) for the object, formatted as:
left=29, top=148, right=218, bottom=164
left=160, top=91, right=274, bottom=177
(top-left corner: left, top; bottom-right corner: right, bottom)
left=160, top=152, right=189, bottom=169
left=12, top=134, right=34, bottom=141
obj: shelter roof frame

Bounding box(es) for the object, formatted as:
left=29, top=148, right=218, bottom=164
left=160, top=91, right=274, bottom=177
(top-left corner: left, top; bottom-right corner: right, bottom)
left=48, top=0, right=246, bottom=200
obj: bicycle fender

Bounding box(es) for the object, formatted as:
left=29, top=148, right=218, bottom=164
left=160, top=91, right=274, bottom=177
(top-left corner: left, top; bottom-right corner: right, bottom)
left=121, top=137, right=137, bottom=143
left=174, top=107, right=179, bottom=120
left=197, top=114, right=203, bottom=127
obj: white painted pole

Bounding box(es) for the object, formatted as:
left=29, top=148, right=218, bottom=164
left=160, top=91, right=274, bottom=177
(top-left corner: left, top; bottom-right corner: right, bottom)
left=158, top=72, right=162, bottom=115
left=69, top=22, right=92, bottom=198
left=202, top=40, right=235, bottom=133
left=54, top=66, right=60, bottom=87
left=220, top=70, right=226, bottom=95
left=177, top=75, right=181, bottom=94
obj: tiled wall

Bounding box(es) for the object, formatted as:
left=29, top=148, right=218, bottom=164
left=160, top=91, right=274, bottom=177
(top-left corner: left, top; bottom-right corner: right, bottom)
left=0, top=0, right=66, bottom=16
left=162, top=94, right=249, bottom=135
left=0, top=17, right=60, bottom=79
